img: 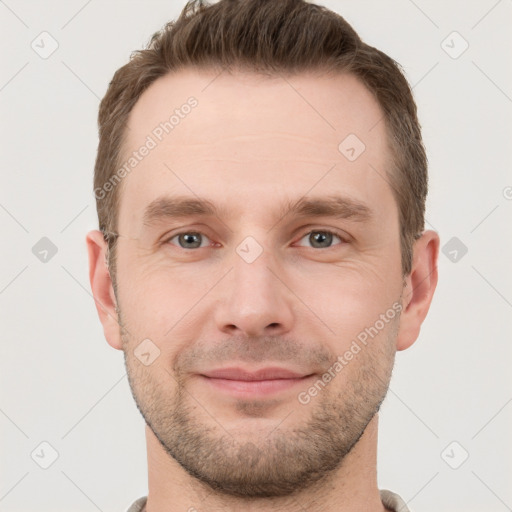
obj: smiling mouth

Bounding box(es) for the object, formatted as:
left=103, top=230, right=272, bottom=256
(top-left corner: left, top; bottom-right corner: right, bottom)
left=198, top=367, right=315, bottom=397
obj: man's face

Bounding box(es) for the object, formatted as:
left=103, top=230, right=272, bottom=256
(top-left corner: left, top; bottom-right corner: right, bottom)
left=114, top=69, right=404, bottom=497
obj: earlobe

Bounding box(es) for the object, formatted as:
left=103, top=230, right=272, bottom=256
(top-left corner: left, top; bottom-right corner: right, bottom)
left=396, top=230, right=440, bottom=351
left=86, top=230, right=123, bottom=350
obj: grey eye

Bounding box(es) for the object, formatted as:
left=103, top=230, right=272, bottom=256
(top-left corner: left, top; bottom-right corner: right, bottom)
left=297, top=230, right=343, bottom=249
left=169, top=232, right=209, bottom=249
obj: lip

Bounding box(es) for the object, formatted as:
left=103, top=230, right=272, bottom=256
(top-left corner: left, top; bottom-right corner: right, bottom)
left=201, top=367, right=308, bottom=380
left=199, top=367, right=315, bottom=398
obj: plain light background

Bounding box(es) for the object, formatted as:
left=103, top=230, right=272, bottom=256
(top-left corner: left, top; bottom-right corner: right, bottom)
left=1, top=0, right=511, bottom=511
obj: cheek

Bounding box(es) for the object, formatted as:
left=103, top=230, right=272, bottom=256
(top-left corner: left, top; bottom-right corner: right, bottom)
left=292, top=263, right=402, bottom=346
left=115, top=251, right=170, bottom=337
left=116, top=250, right=218, bottom=346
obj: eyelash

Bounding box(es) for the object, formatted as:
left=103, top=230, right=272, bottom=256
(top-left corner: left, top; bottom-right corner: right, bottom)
left=163, top=228, right=349, bottom=250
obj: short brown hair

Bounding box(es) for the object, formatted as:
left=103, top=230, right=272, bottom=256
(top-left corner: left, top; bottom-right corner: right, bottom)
left=94, top=0, right=427, bottom=281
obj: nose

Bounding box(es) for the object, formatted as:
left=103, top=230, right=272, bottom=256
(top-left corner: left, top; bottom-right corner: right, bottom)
left=214, top=245, right=295, bottom=338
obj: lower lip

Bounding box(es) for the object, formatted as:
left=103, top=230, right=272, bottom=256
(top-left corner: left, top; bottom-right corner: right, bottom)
left=200, top=375, right=314, bottom=398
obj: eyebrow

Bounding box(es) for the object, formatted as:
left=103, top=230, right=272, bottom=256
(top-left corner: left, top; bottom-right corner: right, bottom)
left=143, top=196, right=219, bottom=227
left=142, top=194, right=373, bottom=227
left=283, top=195, right=373, bottom=223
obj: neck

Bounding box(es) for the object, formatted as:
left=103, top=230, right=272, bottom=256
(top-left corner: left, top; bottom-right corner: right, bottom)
left=144, top=414, right=387, bottom=512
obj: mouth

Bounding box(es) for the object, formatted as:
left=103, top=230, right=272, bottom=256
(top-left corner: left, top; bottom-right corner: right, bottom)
left=198, top=367, right=316, bottom=398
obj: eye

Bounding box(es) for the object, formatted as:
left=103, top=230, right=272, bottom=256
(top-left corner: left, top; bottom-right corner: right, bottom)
left=296, top=229, right=346, bottom=249
left=166, top=231, right=212, bottom=249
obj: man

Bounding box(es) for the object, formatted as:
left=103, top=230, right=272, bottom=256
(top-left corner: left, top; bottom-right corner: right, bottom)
left=87, top=0, right=439, bottom=510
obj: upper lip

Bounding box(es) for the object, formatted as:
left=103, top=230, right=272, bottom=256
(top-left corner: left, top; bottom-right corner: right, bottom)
left=200, top=367, right=312, bottom=381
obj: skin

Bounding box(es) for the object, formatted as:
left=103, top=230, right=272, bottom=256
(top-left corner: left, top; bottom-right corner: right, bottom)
left=87, top=68, right=439, bottom=512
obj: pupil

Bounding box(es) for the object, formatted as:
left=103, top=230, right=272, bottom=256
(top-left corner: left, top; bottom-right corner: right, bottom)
left=181, top=233, right=201, bottom=248
left=312, top=231, right=331, bottom=248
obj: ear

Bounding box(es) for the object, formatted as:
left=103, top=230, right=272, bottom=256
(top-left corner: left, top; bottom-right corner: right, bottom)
left=86, top=230, right=123, bottom=350
left=396, top=230, right=440, bottom=351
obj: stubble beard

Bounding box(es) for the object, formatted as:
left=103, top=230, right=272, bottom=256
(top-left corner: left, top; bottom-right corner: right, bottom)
left=121, top=314, right=398, bottom=498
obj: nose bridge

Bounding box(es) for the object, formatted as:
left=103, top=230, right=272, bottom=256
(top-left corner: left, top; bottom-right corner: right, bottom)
left=232, top=235, right=281, bottom=310
left=214, top=234, right=294, bottom=337
left=233, top=239, right=275, bottom=299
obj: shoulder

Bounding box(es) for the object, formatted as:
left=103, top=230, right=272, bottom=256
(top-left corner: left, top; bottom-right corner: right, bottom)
left=125, top=496, right=147, bottom=512
left=380, top=489, right=410, bottom=512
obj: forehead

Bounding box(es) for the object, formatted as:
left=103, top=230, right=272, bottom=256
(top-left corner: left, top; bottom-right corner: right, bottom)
left=117, top=68, right=395, bottom=231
